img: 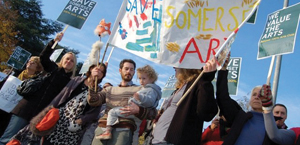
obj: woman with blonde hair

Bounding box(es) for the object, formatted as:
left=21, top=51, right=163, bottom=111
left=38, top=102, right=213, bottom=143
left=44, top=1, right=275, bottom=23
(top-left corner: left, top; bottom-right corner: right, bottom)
left=0, top=56, right=43, bottom=137
left=18, top=56, right=43, bottom=81
left=56, top=51, right=77, bottom=77
left=0, top=32, right=77, bottom=145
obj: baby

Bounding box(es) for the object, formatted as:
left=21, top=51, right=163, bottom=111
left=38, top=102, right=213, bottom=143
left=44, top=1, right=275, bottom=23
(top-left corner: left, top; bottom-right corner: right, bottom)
left=96, top=65, right=161, bottom=143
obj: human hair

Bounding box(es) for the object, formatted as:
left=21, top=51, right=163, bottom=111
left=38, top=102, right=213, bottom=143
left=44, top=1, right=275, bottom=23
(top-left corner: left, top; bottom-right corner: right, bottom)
left=29, top=56, right=43, bottom=74
left=86, top=63, right=107, bottom=84
left=119, top=59, right=136, bottom=70
left=57, top=52, right=77, bottom=77
left=272, top=103, right=288, bottom=114
left=248, top=85, right=262, bottom=111
left=137, top=65, right=158, bottom=83
left=175, top=68, right=202, bottom=89
left=250, top=86, right=262, bottom=97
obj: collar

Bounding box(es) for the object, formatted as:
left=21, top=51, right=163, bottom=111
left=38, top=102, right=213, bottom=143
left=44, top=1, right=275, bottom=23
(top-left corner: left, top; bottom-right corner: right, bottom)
left=278, top=123, right=288, bottom=129
left=118, top=81, right=135, bottom=87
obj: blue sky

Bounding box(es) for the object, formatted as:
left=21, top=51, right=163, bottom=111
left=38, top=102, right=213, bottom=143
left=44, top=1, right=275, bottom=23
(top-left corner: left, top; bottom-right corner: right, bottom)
left=41, top=0, right=300, bottom=128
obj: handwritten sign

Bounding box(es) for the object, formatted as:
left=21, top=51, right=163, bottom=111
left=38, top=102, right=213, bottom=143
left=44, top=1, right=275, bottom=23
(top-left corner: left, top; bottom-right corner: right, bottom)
left=57, top=0, right=97, bottom=29
left=109, top=0, right=260, bottom=69
left=7, top=46, right=31, bottom=70
left=0, top=75, right=23, bottom=113
left=258, top=3, right=300, bottom=59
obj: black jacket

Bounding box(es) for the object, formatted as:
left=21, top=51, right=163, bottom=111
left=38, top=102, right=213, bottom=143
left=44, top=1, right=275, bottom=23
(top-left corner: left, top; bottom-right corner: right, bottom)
left=164, top=71, right=218, bottom=145
left=217, top=70, right=276, bottom=145
left=12, top=40, right=72, bottom=121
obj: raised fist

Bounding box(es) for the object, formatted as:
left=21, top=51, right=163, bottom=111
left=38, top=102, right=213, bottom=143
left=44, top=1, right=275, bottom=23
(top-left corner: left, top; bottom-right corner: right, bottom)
left=54, top=32, right=64, bottom=42
left=259, top=84, right=273, bottom=107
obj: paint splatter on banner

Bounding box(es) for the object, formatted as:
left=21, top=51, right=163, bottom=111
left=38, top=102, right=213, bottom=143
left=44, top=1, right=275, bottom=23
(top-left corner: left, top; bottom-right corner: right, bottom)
left=108, top=0, right=260, bottom=69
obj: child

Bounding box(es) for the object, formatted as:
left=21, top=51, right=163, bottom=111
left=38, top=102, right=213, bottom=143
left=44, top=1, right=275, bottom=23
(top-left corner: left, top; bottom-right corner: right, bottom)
left=96, top=65, right=161, bottom=143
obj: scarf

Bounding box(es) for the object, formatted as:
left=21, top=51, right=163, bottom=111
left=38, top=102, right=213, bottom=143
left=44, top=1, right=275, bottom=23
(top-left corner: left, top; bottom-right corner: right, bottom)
left=18, top=70, right=36, bottom=81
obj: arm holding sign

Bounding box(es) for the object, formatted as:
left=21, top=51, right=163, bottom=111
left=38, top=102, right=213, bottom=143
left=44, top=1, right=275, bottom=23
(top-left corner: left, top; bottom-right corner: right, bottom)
left=216, top=54, right=243, bottom=124
left=40, top=32, right=64, bottom=73
left=261, top=87, right=296, bottom=145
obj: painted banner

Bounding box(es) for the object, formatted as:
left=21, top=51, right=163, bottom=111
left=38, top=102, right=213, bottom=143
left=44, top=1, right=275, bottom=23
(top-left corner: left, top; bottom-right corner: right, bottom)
left=7, top=46, right=31, bottom=70
left=57, top=0, right=97, bottom=29
left=212, top=57, right=242, bottom=96
left=258, top=2, right=300, bottom=59
left=109, top=0, right=259, bottom=69
left=0, top=75, right=23, bottom=113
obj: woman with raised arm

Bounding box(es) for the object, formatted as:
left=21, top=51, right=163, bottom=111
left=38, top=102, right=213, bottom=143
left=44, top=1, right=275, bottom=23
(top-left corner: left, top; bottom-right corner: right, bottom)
left=39, top=63, right=107, bottom=145
left=0, top=33, right=77, bottom=145
left=151, top=58, right=218, bottom=145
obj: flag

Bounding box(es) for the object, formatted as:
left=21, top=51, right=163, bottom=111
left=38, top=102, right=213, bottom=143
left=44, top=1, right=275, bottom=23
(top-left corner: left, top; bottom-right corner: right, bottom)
left=108, top=0, right=260, bottom=69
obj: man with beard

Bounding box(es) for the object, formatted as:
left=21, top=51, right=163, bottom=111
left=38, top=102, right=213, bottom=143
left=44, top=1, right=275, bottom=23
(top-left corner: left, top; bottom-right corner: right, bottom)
left=89, top=59, right=157, bottom=145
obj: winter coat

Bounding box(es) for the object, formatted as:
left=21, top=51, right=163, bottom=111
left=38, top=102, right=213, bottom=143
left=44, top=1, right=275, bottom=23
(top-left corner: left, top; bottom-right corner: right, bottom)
left=164, top=71, right=218, bottom=145
left=49, top=76, right=102, bottom=126
left=130, top=83, right=162, bottom=108
left=11, top=40, right=72, bottom=121
left=216, top=70, right=276, bottom=145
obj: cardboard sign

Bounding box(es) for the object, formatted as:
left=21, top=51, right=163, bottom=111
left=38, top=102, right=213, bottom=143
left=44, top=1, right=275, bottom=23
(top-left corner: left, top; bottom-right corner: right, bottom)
left=0, top=75, right=23, bottom=113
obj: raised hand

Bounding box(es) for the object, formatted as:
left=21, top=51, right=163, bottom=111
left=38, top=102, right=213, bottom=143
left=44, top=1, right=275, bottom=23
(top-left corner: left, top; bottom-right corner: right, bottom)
left=54, top=32, right=64, bottom=42
left=259, top=84, right=273, bottom=107
left=203, top=57, right=217, bottom=72
left=221, top=52, right=230, bottom=70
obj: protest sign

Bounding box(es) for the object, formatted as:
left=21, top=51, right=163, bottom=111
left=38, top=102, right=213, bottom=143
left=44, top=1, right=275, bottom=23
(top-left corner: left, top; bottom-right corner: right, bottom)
left=0, top=75, right=23, bottom=113
left=7, top=46, right=31, bottom=70
left=57, top=0, right=97, bottom=29
left=50, top=49, right=64, bottom=62
left=258, top=3, right=300, bottom=59
left=79, top=59, right=90, bottom=75
left=212, top=57, right=242, bottom=96
left=109, top=0, right=260, bottom=69
left=247, top=9, right=258, bottom=24
left=157, top=75, right=177, bottom=110
left=226, top=57, right=242, bottom=95
left=161, top=75, right=176, bottom=99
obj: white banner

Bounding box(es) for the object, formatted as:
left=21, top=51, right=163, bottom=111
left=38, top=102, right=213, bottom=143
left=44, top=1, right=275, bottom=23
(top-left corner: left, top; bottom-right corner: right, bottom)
left=50, top=49, right=64, bottom=62
left=109, top=0, right=260, bottom=69
left=0, top=75, right=23, bottom=113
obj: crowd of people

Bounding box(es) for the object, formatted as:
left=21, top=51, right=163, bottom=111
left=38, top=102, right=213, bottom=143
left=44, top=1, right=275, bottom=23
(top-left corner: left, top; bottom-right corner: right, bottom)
left=0, top=32, right=299, bottom=145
